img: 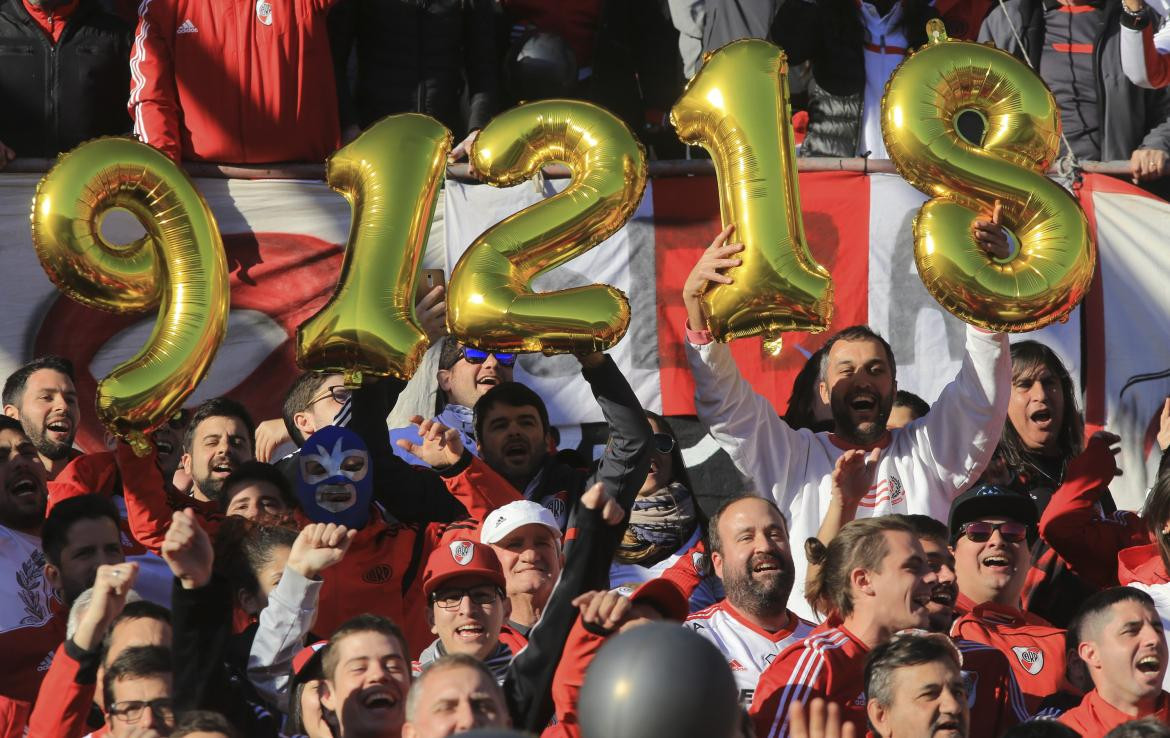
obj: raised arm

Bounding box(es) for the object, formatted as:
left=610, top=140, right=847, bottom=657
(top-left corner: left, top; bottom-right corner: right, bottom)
left=580, top=352, right=653, bottom=514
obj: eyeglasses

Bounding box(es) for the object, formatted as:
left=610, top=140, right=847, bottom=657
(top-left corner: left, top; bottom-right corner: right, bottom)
left=109, top=698, right=175, bottom=724
left=653, top=432, right=676, bottom=454
left=431, top=586, right=503, bottom=610
left=308, top=385, right=352, bottom=407
left=462, top=347, right=517, bottom=367
left=960, top=520, right=1028, bottom=543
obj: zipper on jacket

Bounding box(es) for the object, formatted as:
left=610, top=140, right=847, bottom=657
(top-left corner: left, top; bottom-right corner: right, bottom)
left=1093, top=7, right=1109, bottom=159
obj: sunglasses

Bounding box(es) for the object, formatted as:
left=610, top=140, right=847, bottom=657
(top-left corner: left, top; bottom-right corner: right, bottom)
left=462, top=347, right=517, bottom=367
left=959, top=520, right=1028, bottom=543
left=653, top=432, right=676, bottom=455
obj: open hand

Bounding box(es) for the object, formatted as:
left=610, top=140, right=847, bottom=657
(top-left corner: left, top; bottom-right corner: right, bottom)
left=682, top=224, right=743, bottom=331
left=395, top=415, right=465, bottom=468
left=831, top=448, right=879, bottom=510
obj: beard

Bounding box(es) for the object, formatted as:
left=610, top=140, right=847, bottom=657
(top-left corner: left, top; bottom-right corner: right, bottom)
left=30, top=426, right=74, bottom=461
left=193, top=470, right=226, bottom=500
left=723, top=552, right=795, bottom=618
left=829, top=389, right=893, bottom=445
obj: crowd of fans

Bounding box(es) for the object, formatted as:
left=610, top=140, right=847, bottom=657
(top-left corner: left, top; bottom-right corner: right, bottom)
left=2, top=216, right=1170, bottom=737
left=1, top=0, right=1170, bottom=188
left=4, top=2, right=1170, bottom=738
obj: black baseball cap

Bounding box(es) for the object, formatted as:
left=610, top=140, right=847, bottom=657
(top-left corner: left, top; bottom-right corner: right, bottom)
left=948, top=484, right=1040, bottom=545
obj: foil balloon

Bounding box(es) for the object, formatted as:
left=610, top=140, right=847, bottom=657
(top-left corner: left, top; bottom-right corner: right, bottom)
left=30, top=137, right=229, bottom=455
left=298, top=114, right=452, bottom=384
left=882, top=20, right=1095, bottom=332
left=670, top=38, right=833, bottom=343
left=447, top=99, right=646, bottom=355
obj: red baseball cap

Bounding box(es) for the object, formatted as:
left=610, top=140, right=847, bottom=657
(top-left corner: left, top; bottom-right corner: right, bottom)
left=423, top=539, right=507, bottom=599
left=614, top=578, right=690, bottom=622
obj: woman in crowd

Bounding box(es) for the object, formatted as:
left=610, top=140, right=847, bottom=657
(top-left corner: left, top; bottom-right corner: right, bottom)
left=609, top=411, right=722, bottom=611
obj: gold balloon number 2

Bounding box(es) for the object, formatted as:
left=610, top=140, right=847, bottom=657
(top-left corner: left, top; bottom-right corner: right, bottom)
left=882, top=21, right=1095, bottom=332
left=31, top=137, right=229, bottom=454
left=448, top=100, right=648, bottom=355
left=671, top=39, right=834, bottom=346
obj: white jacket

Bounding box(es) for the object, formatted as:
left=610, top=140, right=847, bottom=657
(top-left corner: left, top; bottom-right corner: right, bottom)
left=686, top=325, right=1010, bottom=621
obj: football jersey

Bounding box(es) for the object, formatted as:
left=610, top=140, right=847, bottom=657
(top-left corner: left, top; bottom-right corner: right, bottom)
left=684, top=601, right=814, bottom=706
left=957, top=638, right=1032, bottom=733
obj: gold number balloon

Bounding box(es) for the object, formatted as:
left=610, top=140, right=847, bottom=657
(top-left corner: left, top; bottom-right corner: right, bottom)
left=670, top=38, right=833, bottom=346
left=447, top=99, right=647, bottom=355
left=297, top=114, right=452, bottom=383
left=882, top=21, right=1095, bottom=331
left=30, top=137, right=229, bottom=454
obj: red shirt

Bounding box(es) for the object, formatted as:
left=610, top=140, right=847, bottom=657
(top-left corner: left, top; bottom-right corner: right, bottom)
left=1060, top=690, right=1170, bottom=737
left=956, top=639, right=1030, bottom=738
left=750, top=623, right=869, bottom=738
left=951, top=601, right=1067, bottom=715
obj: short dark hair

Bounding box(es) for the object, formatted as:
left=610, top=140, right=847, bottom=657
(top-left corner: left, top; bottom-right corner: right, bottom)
left=893, top=390, right=930, bottom=420
left=1003, top=721, right=1082, bottom=738
left=42, top=494, right=121, bottom=567
left=1106, top=718, right=1170, bottom=738
left=102, top=600, right=173, bottom=665
left=819, top=326, right=896, bottom=383
left=473, top=382, right=549, bottom=441
left=103, top=645, right=172, bottom=712
left=172, top=710, right=241, bottom=738
left=282, top=372, right=333, bottom=447
left=182, top=397, right=255, bottom=454
left=219, top=461, right=296, bottom=513
left=708, top=495, right=785, bottom=556
left=213, top=519, right=298, bottom=600
left=322, top=614, right=409, bottom=681
left=3, top=355, right=75, bottom=408
left=438, top=337, right=465, bottom=371
left=865, top=633, right=961, bottom=708
left=894, top=514, right=949, bottom=549
left=0, top=416, right=24, bottom=434
left=1072, top=586, right=1157, bottom=648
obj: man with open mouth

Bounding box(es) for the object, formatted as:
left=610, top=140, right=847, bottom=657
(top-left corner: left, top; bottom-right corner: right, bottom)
left=949, top=484, right=1068, bottom=716
left=319, top=614, right=413, bottom=738
left=2, top=355, right=82, bottom=481
left=1059, top=587, right=1170, bottom=736
left=865, top=632, right=970, bottom=738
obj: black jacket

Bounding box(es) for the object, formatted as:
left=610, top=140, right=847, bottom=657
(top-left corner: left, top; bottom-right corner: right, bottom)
left=772, top=0, right=936, bottom=157
left=328, top=0, right=499, bottom=137
left=0, top=0, right=131, bottom=157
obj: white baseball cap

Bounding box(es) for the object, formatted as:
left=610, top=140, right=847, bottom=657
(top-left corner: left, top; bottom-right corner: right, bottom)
left=480, top=500, right=562, bottom=545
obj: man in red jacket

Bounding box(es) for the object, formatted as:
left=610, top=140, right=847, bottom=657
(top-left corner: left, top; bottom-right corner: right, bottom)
left=1060, top=587, right=1170, bottom=736
left=128, top=0, right=340, bottom=162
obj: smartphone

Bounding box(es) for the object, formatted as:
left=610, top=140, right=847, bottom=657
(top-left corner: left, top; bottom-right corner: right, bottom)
left=416, top=269, right=447, bottom=304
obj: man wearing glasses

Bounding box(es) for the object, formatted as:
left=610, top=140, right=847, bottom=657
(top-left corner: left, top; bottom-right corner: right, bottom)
left=392, top=340, right=515, bottom=468
left=103, top=645, right=175, bottom=737
left=415, top=539, right=525, bottom=684
left=948, top=484, right=1067, bottom=715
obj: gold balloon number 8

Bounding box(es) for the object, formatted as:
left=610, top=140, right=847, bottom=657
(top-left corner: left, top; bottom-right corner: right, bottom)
left=882, top=21, right=1095, bottom=332
left=31, top=137, right=229, bottom=454
left=447, top=100, right=648, bottom=355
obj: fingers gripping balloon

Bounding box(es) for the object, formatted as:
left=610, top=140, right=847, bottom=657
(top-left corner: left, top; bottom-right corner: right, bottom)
left=297, top=426, right=373, bottom=530
left=30, top=137, right=229, bottom=455
left=670, top=38, right=833, bottom=345
left=447, top=99, right=647, bottom=355
left=881, top=20, right=1095, bottom=332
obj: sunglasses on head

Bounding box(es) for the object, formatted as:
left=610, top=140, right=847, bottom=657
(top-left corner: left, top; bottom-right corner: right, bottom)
left=959, top=520, right=1028, bottom=543
left=462, top=347, right=517, bottom=367
left=653, top=432, right=676, bottom=454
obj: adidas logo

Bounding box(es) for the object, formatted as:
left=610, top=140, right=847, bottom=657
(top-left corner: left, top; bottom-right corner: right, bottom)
left=728, top=659, right=746, bottom=672
left=177, top=19, right=198, bottom=34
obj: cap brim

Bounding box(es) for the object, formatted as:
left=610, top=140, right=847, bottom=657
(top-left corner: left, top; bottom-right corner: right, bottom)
left=423, top=566, right=508, bottom=598
left=628, top=578, right=689, bottom=622
left=481, top=518, right=562, bottom=545
left=949, top=496, right=1039, bottom=541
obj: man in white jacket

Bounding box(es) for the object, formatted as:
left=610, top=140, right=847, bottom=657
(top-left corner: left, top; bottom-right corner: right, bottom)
left=682, top=227, right=1011, bottom=621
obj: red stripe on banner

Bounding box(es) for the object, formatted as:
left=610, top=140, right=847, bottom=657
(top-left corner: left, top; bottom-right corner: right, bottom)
left=1057, top=4, right=1095, bottom=11
left=1052, top=43, right=1094, bottom=54
left=1079, top=174, right=1106, bottom=435
left=863, top=42, right=907, bottom=55
left=653, top=172, right=871, bottom=417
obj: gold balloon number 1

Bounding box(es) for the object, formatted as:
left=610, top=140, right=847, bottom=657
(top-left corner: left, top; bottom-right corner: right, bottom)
left=882, top=21, right=1094, bottom=331
left=31, top=137, right=229, bottom=454
left=297, top=114, right=452, bottom=383
left=671, top=39, right=833, bottom=345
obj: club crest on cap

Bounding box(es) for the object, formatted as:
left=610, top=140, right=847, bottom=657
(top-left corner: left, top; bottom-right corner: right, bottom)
left=450, top=540, right=475, bottom=566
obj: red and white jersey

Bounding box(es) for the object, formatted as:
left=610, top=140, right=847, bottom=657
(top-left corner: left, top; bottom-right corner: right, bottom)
left=749, top=623, right=870, bottom=738
left=956, top=639, right=1032, bottom=735
left=684, top=601, right=814, bottom=706
left=0, top=525, right=65, bottom=736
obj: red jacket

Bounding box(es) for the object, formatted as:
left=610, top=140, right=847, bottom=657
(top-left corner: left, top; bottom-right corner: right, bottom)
left=951, top=602, right=1068, bottom=716
left=750, top=623, right=870, bottom=738
left=542, top=618, right=603, bottom=738
left=956, top=639, right=1030, bottom=736
left=1039, top=437, right=1150, bottom=588
left=27, top=641, right=99, bottom=738
left=1060, top=689, right=1170, bottom=737
left=1119, top=544, right=1169, bottom=587
left=128, top=0, right=340, bottom=163
left=114, top=443, right=222, bottom=555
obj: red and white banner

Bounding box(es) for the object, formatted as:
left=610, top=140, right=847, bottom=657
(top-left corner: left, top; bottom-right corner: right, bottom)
left=0, top=170, right=1165, bottom=508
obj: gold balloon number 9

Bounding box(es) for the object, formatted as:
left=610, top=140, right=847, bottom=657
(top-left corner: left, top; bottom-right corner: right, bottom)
left=882, top=22, right=1095, bottom=332
left=297, top=114, right=452, bottom=383
left=447, top=99, right=648, bottom=355
left=31, top=137, right=229, bottom=454
left=671, top=39, right=833, bottom=345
